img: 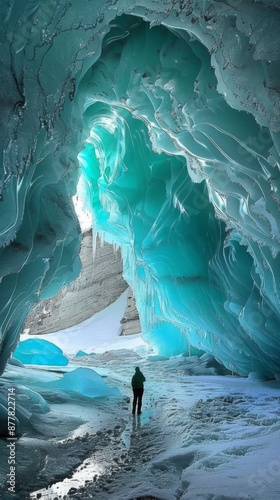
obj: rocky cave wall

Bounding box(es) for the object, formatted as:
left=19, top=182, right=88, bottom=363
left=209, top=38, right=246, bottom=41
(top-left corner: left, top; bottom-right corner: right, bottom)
left=24, top=232, right=140, bottom=335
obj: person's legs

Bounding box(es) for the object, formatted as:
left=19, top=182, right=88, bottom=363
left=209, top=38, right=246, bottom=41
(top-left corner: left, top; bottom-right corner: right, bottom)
left=137, top=388, right=144, bottom=414
left=132, top=388, right=137, bottom=414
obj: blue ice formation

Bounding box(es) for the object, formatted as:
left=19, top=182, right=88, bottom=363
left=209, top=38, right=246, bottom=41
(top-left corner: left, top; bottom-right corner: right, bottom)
left=13, top=339, right=68, bottom=366
left=75, top=350, right=89, bottom=357
left=0, top=1, right=280, bottom=377
left=48, top=368, right=121, bottom=398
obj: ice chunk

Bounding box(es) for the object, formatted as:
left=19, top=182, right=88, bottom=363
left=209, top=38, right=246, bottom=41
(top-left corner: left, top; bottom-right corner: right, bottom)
left=75, top=350, right=89, bottom=357
left=13, top=339, right=68, bottom=366
left=47, top=368, right=121, bottom=398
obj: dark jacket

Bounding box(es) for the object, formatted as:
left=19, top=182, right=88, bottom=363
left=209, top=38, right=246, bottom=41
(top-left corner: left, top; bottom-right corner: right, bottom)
left=131, top=368, right=146, bottom=389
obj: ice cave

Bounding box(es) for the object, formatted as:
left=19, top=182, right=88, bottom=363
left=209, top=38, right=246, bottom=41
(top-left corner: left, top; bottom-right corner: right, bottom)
left=1, top=2, right=280, bottom=499
left=1, top=0, right=280, bottom=379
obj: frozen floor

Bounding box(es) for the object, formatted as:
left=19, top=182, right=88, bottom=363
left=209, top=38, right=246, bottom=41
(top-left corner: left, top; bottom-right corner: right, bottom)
left=2, top=347, right=280, bottom=500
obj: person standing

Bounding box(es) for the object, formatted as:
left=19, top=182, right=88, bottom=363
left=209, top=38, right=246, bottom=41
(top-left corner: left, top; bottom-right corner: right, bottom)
left=131, top=366, right=146, bottom=415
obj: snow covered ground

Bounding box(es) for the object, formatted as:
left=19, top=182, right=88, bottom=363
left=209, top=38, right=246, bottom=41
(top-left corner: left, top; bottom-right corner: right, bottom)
left=2, top=292, right=280, bottom=500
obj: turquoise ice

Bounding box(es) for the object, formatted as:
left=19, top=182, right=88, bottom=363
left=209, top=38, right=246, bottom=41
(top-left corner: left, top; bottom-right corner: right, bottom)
left=13, top=339, right=68, bottom=366
left=0, top=1, right=279, bottom=377
left=47, top=368, right=121, bottom=398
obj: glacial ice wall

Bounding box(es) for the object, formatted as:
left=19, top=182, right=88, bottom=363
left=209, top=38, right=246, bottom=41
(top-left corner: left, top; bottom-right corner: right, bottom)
left=0, top=0, right=280, bottom=377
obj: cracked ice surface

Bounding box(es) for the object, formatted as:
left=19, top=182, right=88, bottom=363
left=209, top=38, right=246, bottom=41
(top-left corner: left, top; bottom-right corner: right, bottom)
left=0, top=1, right=280, bottom=376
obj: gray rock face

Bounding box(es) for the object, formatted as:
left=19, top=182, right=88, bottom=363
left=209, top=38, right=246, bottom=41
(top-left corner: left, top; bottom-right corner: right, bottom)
left=120, top=289, right=141, bottom=336
left=24, top=231, right=140, bottom=335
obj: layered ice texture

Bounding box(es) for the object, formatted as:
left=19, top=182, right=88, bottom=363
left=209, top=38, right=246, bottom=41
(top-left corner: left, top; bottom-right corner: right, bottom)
left=0, top=1, right=280, bottom=377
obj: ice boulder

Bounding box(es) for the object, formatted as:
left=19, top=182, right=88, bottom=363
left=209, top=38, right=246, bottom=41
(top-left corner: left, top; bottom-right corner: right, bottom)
left=13, top=339, right=68, bottom=366
left=48, top=368, right=121, bottom=398
left=75, top=350, right=88, bottom=357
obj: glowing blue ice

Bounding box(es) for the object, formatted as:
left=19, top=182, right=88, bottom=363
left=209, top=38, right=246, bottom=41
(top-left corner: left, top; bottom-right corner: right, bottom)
left=13, top=339, right=68, bottom=366
left=48, top=368, right=121, bottom=398
left=0, top=1, right=280, bottom=377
